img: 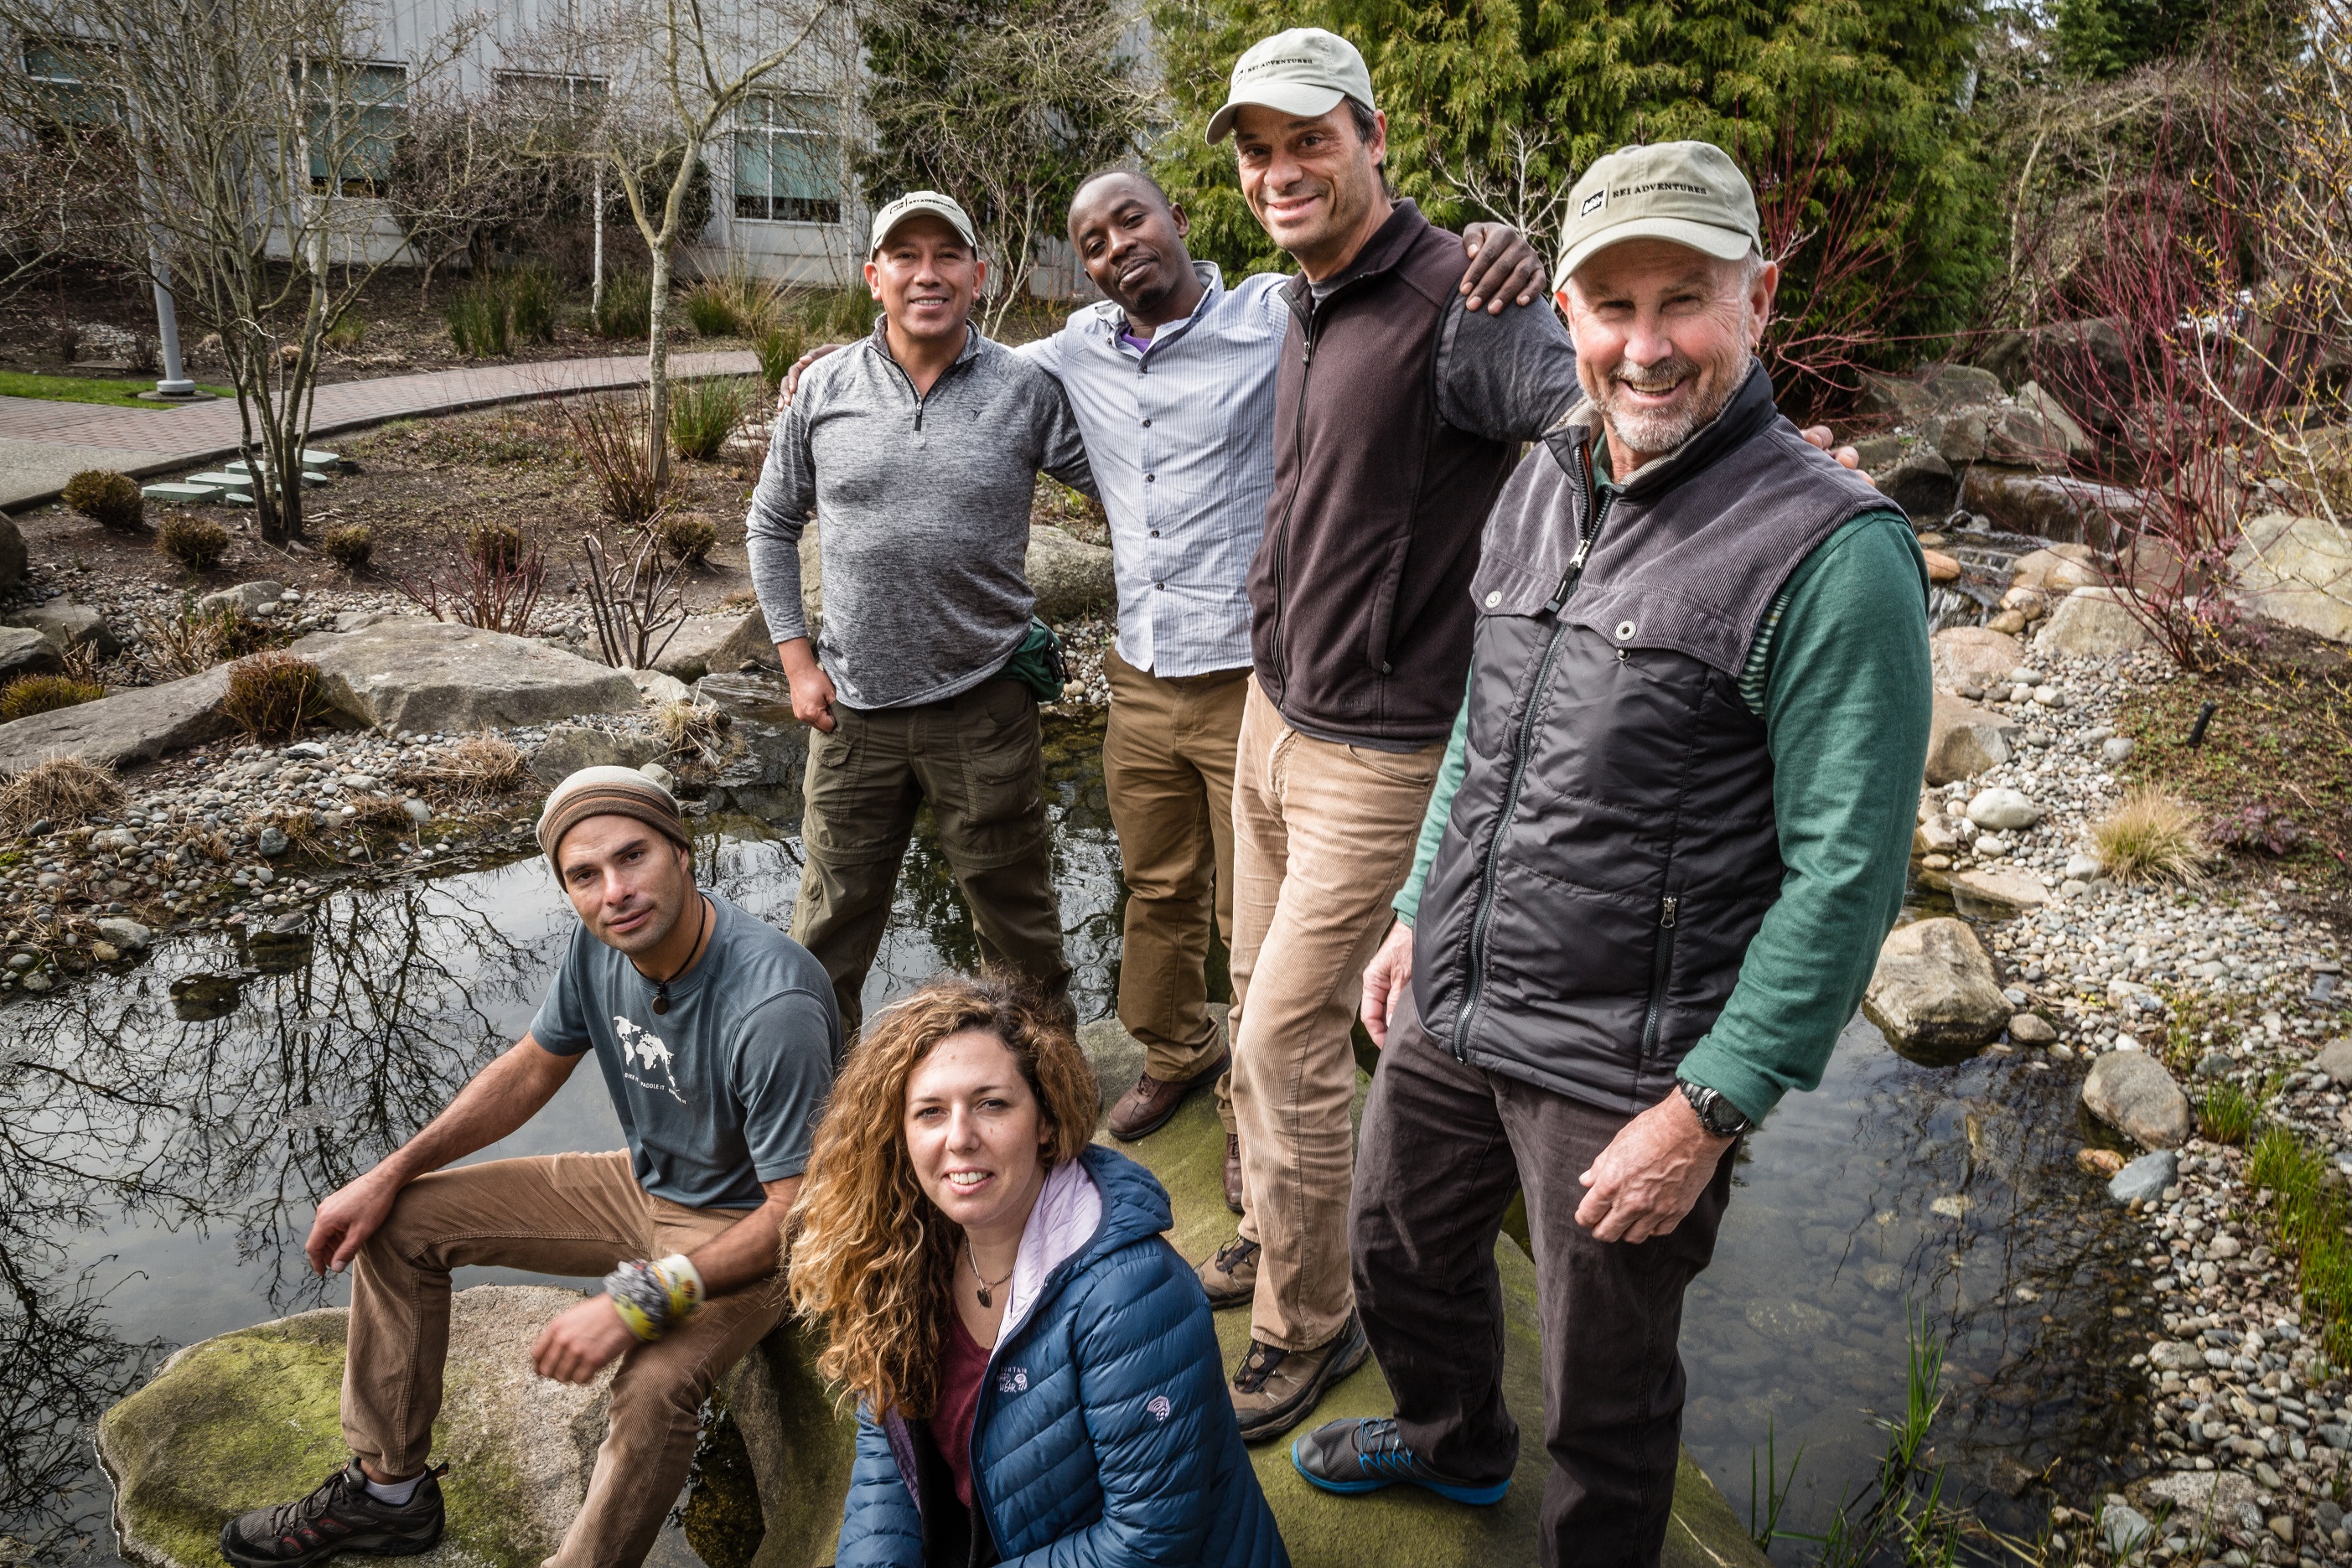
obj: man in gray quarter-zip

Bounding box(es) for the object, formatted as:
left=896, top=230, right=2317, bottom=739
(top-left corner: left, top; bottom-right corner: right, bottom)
left=1298, top=143, right=1931, bottom=1568
left=744, top=190, right=1095, bottom=1033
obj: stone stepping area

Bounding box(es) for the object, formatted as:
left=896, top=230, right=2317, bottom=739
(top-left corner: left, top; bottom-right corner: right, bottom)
left=0, top=350, right=759, bottom=512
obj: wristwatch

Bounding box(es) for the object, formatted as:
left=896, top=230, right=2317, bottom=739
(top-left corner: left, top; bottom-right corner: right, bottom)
left=1677, top=1079, right=1753, bottom=1140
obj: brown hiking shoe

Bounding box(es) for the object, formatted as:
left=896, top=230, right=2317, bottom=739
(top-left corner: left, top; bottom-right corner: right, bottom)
left=1230, top=1315, right=1370, bottom=1443
left=1106, top=1048, right=1230, bottom=1141
left=1195, top=1234, right=1260, bottom=1309
left=1223, top=1132, right=1245, bottom=1214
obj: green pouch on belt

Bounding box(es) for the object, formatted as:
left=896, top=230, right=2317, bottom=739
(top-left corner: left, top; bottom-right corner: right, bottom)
left=997, top=618, right=1068, bottom=704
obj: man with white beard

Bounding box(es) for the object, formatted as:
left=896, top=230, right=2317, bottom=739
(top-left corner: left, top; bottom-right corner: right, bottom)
left=1298, top=142, right=1932, bottom=1568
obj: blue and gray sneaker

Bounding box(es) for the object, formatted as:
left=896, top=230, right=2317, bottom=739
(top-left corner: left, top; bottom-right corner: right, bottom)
left=1290, top=1416, right=1511, bottom=1505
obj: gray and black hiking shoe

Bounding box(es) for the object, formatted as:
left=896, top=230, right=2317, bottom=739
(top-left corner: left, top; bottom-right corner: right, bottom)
left=1293, top=1416, right=1512, bottom=1504
left=219, top=1460, right=447, bottom=1567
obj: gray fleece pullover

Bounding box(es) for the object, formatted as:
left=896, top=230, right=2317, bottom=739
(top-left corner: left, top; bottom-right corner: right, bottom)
left=744, top=321, right=1096, bottom=710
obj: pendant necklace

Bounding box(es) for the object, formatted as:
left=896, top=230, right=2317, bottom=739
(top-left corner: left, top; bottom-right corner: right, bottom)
left=964, top=1238, right=1014, bottom=1310
left=650, top=895, right=708, bottom=1016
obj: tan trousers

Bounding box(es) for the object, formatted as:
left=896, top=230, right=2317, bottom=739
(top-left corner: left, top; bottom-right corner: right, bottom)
left=1102, top=647, right=1246, bottom=1122
left=1228, top=679, right=1443, bottom=1352
left=343, top=1151, right=787, bottom=1568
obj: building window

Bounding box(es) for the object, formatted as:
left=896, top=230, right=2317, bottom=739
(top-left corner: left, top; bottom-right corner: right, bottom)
left=495, top=69, right=607, bottom=121
left=293, top=60, right=407, bottom=197
left=734, top=94, right=842, bottom=225
left=22, top=38, right=113, bottom=125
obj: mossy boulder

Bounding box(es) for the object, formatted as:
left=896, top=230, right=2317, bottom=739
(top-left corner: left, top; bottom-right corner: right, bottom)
left=97, top=1286, right=611, bottom=1567
left=1078, top=1019, right=1769, bottom=1568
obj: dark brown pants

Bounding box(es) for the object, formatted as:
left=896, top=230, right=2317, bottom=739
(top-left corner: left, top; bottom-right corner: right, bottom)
left=790, top=678, right=1069, bottom=1033
left=1351, top=999, right=1736, bottom=1568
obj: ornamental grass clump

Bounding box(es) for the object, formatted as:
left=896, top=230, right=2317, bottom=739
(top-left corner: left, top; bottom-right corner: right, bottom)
left=657, top=510, right=718, bottom=566
left=61, top=469, right=144, bottom=531
left=2198, top=1081, right=2257, bottom=1146
left=0, top=673, right=105, bottom=721
left=0, top=753, right=122, bottom=832
left=445, top=279, right=512, bottom=358
left=2090, top=787, right=2208, bottom=885
left=668, top=376, right=754, bottom=461
left=2246, top=1126, right=2352, bottom=1364
left=221, top=651, right=328, bottom=743
left=155, top=515, right=229, bottom=572
left=593, top=270, right=653, bottom=339
left=322, top=523, right=373, bottom=572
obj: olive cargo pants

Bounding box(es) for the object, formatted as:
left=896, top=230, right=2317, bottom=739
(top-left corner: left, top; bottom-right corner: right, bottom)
left=790, top=677, right=1070, bottom=1033
left=343, top=1151, right=787, bottom=1568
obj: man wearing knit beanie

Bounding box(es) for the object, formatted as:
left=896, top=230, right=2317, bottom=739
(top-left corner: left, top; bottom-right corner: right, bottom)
left=221, top=766, right=842, bottom=1568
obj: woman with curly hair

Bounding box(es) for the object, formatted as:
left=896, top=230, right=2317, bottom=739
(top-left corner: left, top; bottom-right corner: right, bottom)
left=790, top=972, right=1286, bottom=1567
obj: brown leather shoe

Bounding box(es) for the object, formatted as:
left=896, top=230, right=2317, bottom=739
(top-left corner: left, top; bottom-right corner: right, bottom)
left=1223, top=1133, right=1245, bottom=1214
left=1106, top=1048, right=1230, bottom=1141
left=1194, top=1234, right=1259, bottom=1310
left=1230, top=1314, right=1370, bottom=1443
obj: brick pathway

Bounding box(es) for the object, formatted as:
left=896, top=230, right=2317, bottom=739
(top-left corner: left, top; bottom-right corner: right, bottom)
left=0, top=349, right=759, bottom=510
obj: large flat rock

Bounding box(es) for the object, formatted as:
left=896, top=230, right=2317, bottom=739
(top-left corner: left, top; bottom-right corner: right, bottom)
left=290, top=621, right=640, bottom=734
left=1862, top=917, right=2010, bottom=1060
left=1076, top=1019, right=1769, bottom=1568
left=1028, top=525, right=1115, bottom=623
left=0, top=665, right=234, bottom=774
left=1929, top=626, right=2024, bottom=691
left=2232, top=511, right=2352, bottom=644
left=1925, top=691, right=2015, bottom=784
left=97, top=1286, right=614, bottom=1568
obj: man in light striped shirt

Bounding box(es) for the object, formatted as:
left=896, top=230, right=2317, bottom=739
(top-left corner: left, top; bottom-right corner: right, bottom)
left=1019, top=170, right=1546, bottom=1174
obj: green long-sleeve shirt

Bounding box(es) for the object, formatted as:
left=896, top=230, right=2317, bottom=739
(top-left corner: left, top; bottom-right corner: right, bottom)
left=1393, top=505, right=1930, bottom=1123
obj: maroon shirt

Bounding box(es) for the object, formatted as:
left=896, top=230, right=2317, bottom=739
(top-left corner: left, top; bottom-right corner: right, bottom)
left=931, top=1314, right=992, bottom=1508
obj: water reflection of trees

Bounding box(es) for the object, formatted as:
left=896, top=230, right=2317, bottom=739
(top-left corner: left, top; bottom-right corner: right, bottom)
left=1686, top=1025, right=2155, bottom=1549
left=0, top=872, right=556, bottom=1553
left=697, top=712, right=1127, bottom=1024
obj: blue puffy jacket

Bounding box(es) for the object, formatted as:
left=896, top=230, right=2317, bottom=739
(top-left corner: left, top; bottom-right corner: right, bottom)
left=835, top=1144, right=1288, bottom=1567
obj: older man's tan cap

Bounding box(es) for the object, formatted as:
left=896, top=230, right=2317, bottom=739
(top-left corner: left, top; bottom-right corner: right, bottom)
left=1204, top=27, right=1375, bottom=144
left=1552, top=142, right=1761, bottom=293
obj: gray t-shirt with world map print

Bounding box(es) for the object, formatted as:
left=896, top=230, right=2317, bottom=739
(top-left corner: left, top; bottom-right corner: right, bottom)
left=529, top=889, right=841, bottom=1211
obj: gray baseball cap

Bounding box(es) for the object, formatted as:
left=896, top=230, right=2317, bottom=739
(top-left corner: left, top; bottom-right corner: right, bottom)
left=1552, top=142, right=1761, bottom=292
left=1204, top=27, right=1375, bottom=144
left=868, top=190, right=979, bottom=256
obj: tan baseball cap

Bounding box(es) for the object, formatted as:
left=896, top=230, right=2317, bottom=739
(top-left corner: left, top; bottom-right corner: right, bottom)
left=1552, top=142, right=1761, bottom=292
left=1204, top=27, right=1375, bottom=144
left=868, top=190, right=979, bottom=256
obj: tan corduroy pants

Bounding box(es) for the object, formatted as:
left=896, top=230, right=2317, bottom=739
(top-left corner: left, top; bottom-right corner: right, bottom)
left=342, top=1151, right=786, bottom=1568
left=1102, top=646, right=1247, bottom=1119
left=1227, top=679, right=1443, bottom=1352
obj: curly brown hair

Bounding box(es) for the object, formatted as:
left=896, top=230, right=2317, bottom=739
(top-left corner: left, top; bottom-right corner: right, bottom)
left=787, top=971, right=1098, bottom=1419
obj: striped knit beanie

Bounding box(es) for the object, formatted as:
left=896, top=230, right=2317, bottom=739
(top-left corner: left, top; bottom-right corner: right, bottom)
left=536, top=766, right=692, bottom=873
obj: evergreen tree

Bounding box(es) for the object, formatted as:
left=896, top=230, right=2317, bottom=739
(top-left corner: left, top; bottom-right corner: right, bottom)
left=1153, top=0, right=2001, bottom=390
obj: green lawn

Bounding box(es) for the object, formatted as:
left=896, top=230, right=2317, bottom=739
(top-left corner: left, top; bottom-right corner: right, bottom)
left=0, top=370, right=236, bottom=408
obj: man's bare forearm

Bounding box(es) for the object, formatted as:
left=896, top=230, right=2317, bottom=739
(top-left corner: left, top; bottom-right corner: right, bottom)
left=684, top=1177, right=800, bottom=1296
left=376, top=1037, right=577, bottom=1185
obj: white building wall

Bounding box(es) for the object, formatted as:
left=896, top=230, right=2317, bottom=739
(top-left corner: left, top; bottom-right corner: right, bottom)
left=326, top=0, right=1086, bottom=298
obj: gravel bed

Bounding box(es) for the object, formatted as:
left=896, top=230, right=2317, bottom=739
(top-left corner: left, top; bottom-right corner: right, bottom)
left=1912, top=644, right=2349, bottom=1563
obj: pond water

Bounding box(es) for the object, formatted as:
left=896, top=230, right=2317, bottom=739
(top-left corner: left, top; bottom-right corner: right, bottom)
left=3, top=701, right=2147, bottom=1565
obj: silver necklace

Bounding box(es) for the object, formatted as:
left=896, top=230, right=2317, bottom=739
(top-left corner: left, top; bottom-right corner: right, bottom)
left=963, top=1238, right=1013, bottom=1309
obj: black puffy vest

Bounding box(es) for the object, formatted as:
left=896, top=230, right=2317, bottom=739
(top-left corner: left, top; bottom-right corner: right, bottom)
left=1411, top=365, right=1884, bottom=1112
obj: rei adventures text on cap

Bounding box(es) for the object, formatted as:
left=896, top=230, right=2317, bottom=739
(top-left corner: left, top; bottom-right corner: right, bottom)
left=1552, top=142, right=1762, bottom=293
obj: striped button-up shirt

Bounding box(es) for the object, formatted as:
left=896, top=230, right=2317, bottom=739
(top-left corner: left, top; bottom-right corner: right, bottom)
left=1018, top=263, right=1288, bottom=676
